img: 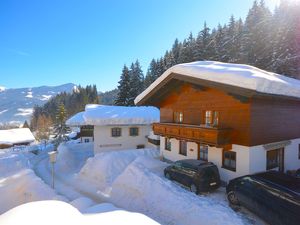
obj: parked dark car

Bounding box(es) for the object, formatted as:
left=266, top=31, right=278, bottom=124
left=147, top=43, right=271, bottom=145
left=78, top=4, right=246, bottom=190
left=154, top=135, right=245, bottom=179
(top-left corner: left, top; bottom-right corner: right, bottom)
left=164, top=159, right=221, bottom=193
left=226, top=171, right=300, bottom=225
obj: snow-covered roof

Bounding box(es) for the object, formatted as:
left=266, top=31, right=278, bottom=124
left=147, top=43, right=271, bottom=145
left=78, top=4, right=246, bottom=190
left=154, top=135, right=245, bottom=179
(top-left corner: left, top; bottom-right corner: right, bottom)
left=65, top=105, right=159, bottom=126
left=135, top=61, right=300, bottom=105
left=83, top=105, right=159, bottom=126
left=66, top=112, right=87, bottom=126
left=0, top=128, right=35, bottom=145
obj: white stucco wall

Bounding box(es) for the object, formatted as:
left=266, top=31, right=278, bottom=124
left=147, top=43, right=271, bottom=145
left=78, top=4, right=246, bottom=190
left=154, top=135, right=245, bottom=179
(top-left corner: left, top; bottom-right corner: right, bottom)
left=94, top=125, right=152, bottom=153
left=249, top=138, right=300, bottom=174
left=160, top=137, right=198, bottom=161
left=160, top=137, right=300, bottom=183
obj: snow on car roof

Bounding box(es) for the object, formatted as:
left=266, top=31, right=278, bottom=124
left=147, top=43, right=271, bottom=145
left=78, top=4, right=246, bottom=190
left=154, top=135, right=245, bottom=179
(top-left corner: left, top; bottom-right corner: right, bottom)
left=135, top=61, right=300, bottom=104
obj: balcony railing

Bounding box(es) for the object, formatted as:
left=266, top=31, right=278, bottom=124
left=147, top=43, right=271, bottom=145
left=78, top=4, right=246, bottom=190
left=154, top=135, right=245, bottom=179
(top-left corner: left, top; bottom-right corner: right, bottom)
left=153, top=122, right=232, bottom=146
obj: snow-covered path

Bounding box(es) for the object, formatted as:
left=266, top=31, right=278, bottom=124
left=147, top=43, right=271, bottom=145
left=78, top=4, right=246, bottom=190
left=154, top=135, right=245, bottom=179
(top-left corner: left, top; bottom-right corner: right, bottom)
left=32, top=145, right=104, bottom=204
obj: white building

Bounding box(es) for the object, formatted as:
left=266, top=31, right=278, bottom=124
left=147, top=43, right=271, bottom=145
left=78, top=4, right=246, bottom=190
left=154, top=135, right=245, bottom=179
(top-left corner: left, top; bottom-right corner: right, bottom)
left=66, top=112, right=94, bottom=143
left=135, top=61, right=300, bottom=183
left=66, top=105, right=160, bottom=154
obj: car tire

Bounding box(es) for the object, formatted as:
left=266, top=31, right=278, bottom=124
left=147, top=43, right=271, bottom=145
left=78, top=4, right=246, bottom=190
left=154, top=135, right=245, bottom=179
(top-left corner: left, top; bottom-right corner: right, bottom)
left=190, top=184, right=198, bottom=195
left=165, top=172, right=171, bottom=180
left=227, top=191, right=239, bottom=205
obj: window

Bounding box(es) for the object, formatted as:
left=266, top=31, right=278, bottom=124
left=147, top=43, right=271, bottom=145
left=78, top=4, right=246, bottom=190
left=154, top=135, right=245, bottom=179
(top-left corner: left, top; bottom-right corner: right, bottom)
left=165, top=138, right=171, bottom=151
left=267, top=149, right=280, bottom=170
left=223, top=151, right=236, bottom=171
left=179, top=140, right=187, bottom=156
left=111, top=127, right=122, bottom=137
left=205, top=110, right=213, bottom=126
left=129, top=127, right=139, bottom=136
left=213, top=111, right=219, bottom=126
left=199, top=145, right=208, bottom=161
left=204, top=110, right=219, bottom=127
left=174, top=111, right=184, bottom=123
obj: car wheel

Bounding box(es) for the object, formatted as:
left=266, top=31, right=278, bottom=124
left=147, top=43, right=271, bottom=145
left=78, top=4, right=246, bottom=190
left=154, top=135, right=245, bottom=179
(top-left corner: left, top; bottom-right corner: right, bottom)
left=227, top=191, right=239, bottom=205
left=190, top=184, right=198, bottom=194
left=165, top=172, right=171, bottom=180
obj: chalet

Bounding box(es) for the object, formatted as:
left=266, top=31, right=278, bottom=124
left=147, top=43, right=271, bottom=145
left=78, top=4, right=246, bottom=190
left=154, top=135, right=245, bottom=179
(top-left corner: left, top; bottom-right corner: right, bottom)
left=67, top=104, right=160, bottom=154
left=66, top=111, right=94, bottom=143
left=0, top=128, right=35, bottom=149
left=135, top=61, right=300, bottom=182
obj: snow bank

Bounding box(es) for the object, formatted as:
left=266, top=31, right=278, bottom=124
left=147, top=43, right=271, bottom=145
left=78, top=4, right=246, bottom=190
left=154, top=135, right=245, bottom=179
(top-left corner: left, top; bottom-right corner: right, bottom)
left=0, top=152, right=31, bottom=176
left=0, top=169, right=66, bottom=214
left=135, top=61, right=300, bottom=104
left=70, top=197, right=96, bottom=212
left=0, top=128, right=35, bottom=145
left=56, top=142, right=94, bottom=173
left=77, top=148, right=159, bottom=189
left=76, top=149, right=243, bottom=225
left=0, top=151, right=66, bottom=214
left=0, top=200, right=160, bottom=225
left=110, top=157, right=244, bottom=225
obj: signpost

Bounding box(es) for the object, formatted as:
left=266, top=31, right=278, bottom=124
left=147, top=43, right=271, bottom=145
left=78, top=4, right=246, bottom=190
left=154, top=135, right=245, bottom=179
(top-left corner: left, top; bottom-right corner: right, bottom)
left=48, top=151, right=58, bottom=189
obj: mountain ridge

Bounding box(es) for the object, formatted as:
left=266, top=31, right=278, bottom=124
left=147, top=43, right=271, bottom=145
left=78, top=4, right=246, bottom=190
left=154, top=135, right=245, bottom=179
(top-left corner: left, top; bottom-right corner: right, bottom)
left=0, top=83, right=76, bottom=126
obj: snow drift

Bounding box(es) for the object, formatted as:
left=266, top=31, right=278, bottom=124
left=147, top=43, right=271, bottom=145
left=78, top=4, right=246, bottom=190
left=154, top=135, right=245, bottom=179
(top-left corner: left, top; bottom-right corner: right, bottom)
left=77, top=148, right=159, bottom=189
left=0, top=200, right=159, bottom=225
left=76, top=148, right=244, bottom=225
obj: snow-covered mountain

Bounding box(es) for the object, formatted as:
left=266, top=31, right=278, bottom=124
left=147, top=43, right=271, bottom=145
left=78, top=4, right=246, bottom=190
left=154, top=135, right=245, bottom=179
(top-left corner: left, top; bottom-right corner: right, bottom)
left=0, top=83, right=76, bottom=126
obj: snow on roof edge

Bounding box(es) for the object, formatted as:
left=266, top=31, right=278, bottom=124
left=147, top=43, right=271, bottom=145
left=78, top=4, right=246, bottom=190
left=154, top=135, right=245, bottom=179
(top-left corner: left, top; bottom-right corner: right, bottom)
left=134, top=61, right=300, bottom=105
left=66, top=105, right=159, bottom=126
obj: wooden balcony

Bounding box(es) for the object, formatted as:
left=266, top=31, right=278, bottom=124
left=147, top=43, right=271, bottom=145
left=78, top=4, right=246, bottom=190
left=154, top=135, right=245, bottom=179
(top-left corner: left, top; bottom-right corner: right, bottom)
left=153, top=123, right=232, bottom=146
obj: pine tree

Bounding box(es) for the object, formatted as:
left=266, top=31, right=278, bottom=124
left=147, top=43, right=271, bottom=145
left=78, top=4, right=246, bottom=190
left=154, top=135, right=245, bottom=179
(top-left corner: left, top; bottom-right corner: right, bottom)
left=115, top=65, right=131, bottom=106
left=53, top=103, right=69, bottom=142
left=194, top=22, right=212, bottom=60
left=128, top=60, right=144, bottom=106
left=22, top=120, right=29, bottom=128
left=144, top=59, right=158, bottom=88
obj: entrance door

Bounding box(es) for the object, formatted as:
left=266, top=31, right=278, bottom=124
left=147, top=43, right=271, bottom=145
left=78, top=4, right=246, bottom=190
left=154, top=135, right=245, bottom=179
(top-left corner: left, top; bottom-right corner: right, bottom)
left=266, top=148, right=284, bottom=172
left=278, top=148, right=284, bottom=172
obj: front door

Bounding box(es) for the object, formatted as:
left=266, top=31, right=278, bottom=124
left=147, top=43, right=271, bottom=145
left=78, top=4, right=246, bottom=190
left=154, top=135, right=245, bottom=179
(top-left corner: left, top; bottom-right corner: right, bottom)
left=278, top=148, right=284, bottom=172
left=266, top=148, right=284, bottom=172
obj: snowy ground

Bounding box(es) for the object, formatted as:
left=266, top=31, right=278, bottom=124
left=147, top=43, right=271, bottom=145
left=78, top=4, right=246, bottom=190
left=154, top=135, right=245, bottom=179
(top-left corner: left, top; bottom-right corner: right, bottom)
left=0, top=141, right=266, bottom=225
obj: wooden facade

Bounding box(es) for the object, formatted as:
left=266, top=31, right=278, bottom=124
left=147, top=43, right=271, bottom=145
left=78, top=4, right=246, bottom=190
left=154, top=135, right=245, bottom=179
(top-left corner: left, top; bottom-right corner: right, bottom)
left=147, top=81, right=300, bottom=147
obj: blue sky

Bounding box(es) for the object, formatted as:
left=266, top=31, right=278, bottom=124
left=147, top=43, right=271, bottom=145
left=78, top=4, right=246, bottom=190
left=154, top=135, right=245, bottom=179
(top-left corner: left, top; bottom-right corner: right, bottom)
left=0, top=0, right=279, bottom=92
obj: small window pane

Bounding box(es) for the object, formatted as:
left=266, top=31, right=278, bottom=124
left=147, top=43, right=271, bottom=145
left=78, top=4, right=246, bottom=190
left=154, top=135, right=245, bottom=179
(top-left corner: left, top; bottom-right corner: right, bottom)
left=199, top=145, right=208, bottom=161
left=129, top=127, right=139, bottom=136
left=111, top=128, right=121, bottom=137
left=165, top=138, right=171, bottom=151
left=223, top=151, right=236, bottom=171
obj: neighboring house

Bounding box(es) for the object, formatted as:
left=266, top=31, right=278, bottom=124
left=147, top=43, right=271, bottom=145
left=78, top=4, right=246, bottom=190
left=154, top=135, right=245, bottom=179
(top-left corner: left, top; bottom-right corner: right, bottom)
left=0, top=128, right=35, bottom=149
left=66, top=111, right=94, bottom=143
left=66, top=104, right=160, bottom=153
left=135, top=61, right=300, bottom=182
